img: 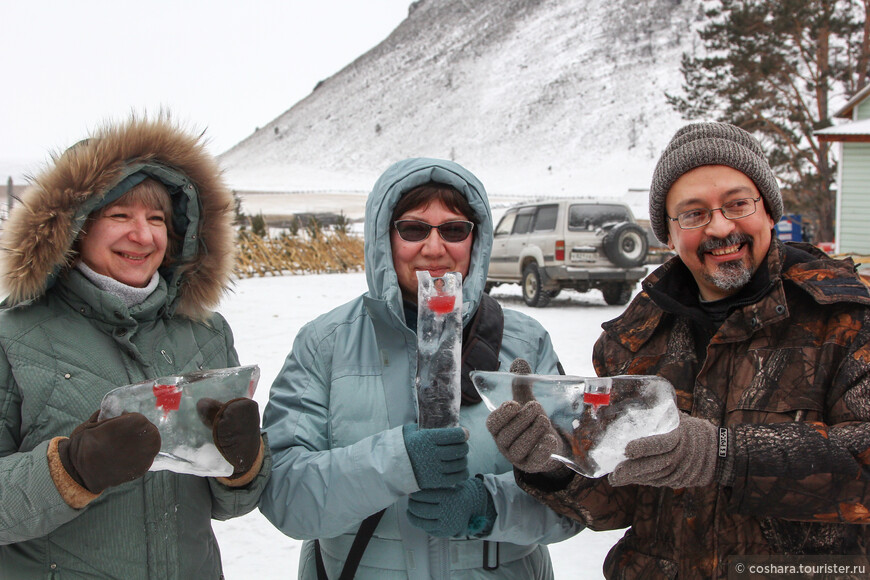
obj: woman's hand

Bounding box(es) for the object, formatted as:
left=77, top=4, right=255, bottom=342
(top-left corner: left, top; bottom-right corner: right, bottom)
left=197, top=397, right=263, bottom=480
left=402, top=424, right=469, bottom=489
left=407, top=476, right=495, bottom=537
left=56, top=411, right=161, bottom=494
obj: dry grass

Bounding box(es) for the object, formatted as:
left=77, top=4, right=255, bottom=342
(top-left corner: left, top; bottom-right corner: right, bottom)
left=235, top=230, right=365, bottom=278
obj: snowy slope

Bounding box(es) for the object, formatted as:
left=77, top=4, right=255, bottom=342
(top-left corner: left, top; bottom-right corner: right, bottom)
left=220, top=0, right=702, bottom=201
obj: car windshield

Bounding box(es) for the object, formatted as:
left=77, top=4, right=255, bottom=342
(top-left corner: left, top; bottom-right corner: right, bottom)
left=568, top=204, right=631, bottom=230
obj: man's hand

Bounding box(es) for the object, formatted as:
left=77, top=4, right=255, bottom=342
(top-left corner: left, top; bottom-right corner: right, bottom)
left=486, top=400, right=570, bottom=475
left=609, top=412, right=718, bottom=488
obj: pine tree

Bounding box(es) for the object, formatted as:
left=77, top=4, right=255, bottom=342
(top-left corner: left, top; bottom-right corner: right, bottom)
left=667, top=0, right=870, bottom=242
left=251, top=212, right=268, bottom=238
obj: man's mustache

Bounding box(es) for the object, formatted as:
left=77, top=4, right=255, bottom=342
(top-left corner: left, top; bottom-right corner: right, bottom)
left=697, top=233, right=753, bottom=260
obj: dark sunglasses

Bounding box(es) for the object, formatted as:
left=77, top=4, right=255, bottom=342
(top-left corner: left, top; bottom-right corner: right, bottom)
left=393, top=219, right=475, bottom=243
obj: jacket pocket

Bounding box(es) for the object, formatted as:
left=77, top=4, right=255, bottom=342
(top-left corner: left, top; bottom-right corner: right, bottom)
left=603, top=543, right=678, bottom=579
left=724, top=347, right=825, bottom=425
left=328, top=373, right=391, bottom=447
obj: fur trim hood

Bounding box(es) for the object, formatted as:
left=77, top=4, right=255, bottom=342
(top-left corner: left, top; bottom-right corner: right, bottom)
left=0, top=116, right=236, bottom=320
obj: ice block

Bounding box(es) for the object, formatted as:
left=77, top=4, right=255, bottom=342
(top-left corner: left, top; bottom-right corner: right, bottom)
left=99, top=365, right=260, bottom=477
left=415, top=271, right=463, bottom=429
left=471, top=370, right=679, bottom=477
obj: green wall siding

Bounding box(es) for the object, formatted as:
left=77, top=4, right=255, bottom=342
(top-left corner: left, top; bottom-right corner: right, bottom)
left=856, top=99, right=870, bottom=120
left=839, top=143, right=870, bottom=254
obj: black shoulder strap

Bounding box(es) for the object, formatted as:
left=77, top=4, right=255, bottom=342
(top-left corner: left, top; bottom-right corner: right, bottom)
left=315, top=508, right=386, bottom=580
left=460, top=293, right=505, bottom=405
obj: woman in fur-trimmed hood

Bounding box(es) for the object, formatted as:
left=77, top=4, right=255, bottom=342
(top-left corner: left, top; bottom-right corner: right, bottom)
left=0, top=115, right=270, bottom=579
left=1, top=114, right=235, bottom=318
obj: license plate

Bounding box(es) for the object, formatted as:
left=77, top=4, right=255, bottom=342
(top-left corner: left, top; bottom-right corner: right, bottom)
left=570, top=249, right=597, bottom=262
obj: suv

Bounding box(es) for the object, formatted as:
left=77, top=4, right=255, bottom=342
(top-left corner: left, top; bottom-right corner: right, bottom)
left=486, top=199, right=648, bottom=307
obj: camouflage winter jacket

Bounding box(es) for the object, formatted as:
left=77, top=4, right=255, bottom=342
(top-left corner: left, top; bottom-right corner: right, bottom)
left=518, top=240, right=870, bottom=579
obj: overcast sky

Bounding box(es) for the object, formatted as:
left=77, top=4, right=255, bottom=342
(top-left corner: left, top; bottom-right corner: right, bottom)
left=1, top=0, right=411, bottom=179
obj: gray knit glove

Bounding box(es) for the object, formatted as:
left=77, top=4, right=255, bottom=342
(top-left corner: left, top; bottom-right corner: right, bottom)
left=486, top=400, right=570, bottom=475
left=609, top=413, right=717, bottom=488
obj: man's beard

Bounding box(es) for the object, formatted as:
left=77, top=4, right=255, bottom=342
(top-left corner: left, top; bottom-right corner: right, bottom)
left=698, top=233, right=754, bottom=294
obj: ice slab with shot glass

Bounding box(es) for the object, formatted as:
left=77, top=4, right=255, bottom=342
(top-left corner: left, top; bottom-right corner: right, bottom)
left=471, top=370, right=679, bottom=477
left=415, top=270, right=463, bottom=429
left=98, top=365, right=260, bottom=477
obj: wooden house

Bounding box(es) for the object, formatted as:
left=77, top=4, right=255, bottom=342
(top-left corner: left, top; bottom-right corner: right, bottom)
left=816, top=85, right=870, bottom=254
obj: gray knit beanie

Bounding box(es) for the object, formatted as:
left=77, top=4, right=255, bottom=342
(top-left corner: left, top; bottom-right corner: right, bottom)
left=649, top=122, right=783, bottom=244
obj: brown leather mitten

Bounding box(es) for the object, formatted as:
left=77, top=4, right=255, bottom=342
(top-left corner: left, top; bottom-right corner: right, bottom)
left=609, top=413, right=718, bottom=488
left=57, top=411, right=161, bottom=494
left=197, top=397, right=262, bottom=479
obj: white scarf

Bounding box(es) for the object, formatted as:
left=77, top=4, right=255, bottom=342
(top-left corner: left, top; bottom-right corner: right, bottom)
left=76, top=262, right=160, bottom=308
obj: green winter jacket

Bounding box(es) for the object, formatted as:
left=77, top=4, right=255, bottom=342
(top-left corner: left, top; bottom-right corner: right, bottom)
left=260, top=158, right=583, bottom=580
left=0, top=117, right=270, bottom=579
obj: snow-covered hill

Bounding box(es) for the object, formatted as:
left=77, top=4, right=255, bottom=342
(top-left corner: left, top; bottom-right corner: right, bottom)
left=220, top=0, right=702, bottom=202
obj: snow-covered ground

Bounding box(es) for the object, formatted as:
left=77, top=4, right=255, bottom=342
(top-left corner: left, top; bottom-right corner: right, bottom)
left=212, top=270, right=634, bottom=578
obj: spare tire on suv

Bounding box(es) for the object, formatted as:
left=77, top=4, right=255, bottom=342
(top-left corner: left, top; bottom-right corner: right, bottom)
left=486, top=199, right=649, bottom=307
left=602, top=222, right=649, bottom=268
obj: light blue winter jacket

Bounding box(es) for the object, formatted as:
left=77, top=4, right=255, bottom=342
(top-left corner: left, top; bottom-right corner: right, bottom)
left=260, top=158, right=583, bottom=579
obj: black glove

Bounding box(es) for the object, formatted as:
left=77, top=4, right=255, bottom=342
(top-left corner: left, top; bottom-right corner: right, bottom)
left=197, top=397, right=262, bottom=478
left=57, top=411, right=161, bottom=494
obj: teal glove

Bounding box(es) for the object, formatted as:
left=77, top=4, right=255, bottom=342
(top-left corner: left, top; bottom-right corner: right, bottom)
left=403, top=424, right=469, bottom=489
left=407, top=476, right=497, bottom=537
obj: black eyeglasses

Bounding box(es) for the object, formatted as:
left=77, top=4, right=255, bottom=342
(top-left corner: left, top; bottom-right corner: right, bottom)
left=667, top=197, right=761, bottom=230
left=393, top=219, right=475, bottom=243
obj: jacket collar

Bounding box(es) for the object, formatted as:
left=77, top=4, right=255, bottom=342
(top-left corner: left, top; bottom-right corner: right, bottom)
left=605, top=239, right=870, bottom=352
left=56, top=269, right=168, bottom=326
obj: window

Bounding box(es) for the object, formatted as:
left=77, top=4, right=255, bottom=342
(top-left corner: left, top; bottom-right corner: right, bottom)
left=494, top=211, right=517, bottom=236
left=512, top=208, right=536, bottom=235
left=533, top=205, right=558, bottom=231
left=568, top=204, right=631, bottom=230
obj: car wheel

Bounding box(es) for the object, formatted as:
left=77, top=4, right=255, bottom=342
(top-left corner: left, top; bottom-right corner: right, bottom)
left=603, top=223, right=649, bottom=268
left=522, top=263, right=551, bottom=307
left=601, top=283, right=632, bottom=306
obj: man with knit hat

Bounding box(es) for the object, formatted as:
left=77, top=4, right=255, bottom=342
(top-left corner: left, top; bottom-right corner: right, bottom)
left=487, top=122, right=870, bottom=578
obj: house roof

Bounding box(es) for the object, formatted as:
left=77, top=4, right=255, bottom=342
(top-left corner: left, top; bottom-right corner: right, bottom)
left=834, top=84, right=870, bottom=119
left=816, top=118, right=870, bottom=142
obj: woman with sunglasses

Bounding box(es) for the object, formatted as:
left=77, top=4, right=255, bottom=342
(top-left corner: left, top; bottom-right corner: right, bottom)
left=260, top=158, right=583, bottom=579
